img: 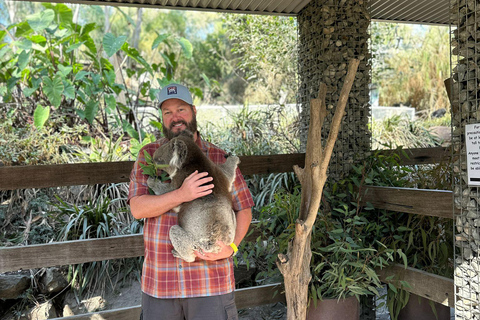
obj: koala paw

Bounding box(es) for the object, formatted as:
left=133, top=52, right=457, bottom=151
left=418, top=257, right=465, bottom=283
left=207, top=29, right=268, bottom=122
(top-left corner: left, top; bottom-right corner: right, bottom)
left=172, top=249, right=181, bottom=259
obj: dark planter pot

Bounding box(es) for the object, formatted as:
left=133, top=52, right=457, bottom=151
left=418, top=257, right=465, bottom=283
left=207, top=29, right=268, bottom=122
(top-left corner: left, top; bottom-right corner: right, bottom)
left=306, top=296, right=360, bottom=320
left=398, top=294, right=451, bottom=320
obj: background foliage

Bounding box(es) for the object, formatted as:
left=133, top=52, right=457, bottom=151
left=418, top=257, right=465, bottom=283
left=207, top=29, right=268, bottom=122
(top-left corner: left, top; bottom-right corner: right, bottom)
left=371, top=22, right=450, bottom=113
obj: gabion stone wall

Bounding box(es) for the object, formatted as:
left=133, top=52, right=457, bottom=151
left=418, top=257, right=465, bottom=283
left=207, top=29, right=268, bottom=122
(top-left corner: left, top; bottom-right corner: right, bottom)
left=452, top=0, right=480, bottom=318
left=297, top=0, right=371, bottom=181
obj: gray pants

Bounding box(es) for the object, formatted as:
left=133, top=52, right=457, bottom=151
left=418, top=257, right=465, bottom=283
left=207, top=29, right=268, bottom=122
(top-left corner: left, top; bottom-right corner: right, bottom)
left=141, top=292, right=238, bottom=320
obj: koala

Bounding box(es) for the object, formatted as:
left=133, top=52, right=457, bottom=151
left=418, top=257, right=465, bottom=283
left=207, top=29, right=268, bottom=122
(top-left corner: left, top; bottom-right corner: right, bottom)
left=147, top=130, right=239, bottom=262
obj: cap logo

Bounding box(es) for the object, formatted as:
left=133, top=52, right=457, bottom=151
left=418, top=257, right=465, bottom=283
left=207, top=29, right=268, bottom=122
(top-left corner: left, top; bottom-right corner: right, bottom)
left=167, top=86, right=177, bottom=95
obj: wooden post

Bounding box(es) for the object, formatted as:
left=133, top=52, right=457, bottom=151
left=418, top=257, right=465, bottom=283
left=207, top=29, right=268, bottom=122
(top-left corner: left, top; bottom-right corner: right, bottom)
left=277, top=59, right=360, bottom=320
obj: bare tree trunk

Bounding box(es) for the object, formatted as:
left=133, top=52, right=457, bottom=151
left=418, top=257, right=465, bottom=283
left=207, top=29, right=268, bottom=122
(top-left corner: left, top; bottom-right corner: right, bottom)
left=104, top=6, right=111, bottom=34
left=277, top=59, right=360, bottom=320
left=132, top=8, right=143, bottom=49
left=6, top=0, right=17, bottom=24
left=73, top=4, right=81, bottom=24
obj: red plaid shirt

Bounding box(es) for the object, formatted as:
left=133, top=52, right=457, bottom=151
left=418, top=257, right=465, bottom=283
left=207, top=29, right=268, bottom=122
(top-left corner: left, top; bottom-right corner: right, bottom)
left=128, top=135, right=254, bottom=299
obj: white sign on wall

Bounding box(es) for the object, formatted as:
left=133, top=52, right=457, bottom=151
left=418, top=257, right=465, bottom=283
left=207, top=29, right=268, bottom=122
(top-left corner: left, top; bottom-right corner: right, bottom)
left=466, top=124, right=480, bottom=186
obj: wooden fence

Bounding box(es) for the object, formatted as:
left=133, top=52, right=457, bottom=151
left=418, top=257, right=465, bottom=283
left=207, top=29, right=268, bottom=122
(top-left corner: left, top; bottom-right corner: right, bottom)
left=0, top=146, right=455, bottom=318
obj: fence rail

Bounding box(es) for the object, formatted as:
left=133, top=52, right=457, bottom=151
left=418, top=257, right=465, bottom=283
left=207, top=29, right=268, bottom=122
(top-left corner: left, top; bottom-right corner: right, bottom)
left=0, top=147, right=451, bottom=191
left=0, top=147, right=454, bottom=316
left=377, top=264, right=454, bottom=308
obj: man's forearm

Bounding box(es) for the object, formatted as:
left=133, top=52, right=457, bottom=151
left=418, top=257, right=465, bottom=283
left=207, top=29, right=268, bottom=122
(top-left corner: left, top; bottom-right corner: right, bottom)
left=233, top=208, right=253, bottom=246
left=130, top=191, right=184, bottom=219
left=130, top=171, right=214, bottom=219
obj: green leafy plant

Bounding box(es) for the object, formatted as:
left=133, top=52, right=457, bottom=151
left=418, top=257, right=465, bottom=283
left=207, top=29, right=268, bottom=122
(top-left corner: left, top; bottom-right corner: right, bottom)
left=50, top=192, right=142, bottom=295
left=0, top=3, right=195, bottom=141
left=371, top=115, right=441, bottom=150
left=0, top=109, right=86, bottom=166
left=254, top=181, right=403, bottom=304
left=348, top=149, right=454, bottom=319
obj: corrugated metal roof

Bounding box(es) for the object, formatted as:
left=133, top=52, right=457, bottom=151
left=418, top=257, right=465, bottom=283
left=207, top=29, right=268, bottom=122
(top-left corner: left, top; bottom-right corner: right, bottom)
left=369, top=0, right=450, bottom=25
left=32, top=0, right=450, bottom=25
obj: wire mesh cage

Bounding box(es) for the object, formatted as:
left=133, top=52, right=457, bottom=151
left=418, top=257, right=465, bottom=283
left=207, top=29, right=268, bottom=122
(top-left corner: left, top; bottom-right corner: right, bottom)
left=451, top=0, right=480, bottom=318
left=297, top=0, right=372, bottom=182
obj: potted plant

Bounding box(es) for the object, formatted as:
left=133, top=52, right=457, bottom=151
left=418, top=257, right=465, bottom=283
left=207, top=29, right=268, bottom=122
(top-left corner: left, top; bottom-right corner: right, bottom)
left=255, top=173, right=403, bottom=320
left=306, top=178, right=404, bottom=320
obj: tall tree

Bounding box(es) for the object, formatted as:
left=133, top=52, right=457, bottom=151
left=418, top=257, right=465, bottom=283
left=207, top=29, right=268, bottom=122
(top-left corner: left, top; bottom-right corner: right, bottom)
left=371, top=22, right=450, bottom=112
left=223, top=14, right=298, bottom=104
left=132, top=8, right=143, bottom=49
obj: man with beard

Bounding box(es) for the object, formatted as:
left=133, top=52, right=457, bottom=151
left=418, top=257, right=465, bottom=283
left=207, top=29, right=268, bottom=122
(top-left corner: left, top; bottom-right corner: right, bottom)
left=128, top=83, right=253, bottom=320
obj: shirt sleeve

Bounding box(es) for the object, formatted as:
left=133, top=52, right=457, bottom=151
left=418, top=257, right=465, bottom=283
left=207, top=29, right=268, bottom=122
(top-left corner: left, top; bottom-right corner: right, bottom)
left=127, top=144, right=155, bottom=204
left=230, top=166, right=254, bottom=212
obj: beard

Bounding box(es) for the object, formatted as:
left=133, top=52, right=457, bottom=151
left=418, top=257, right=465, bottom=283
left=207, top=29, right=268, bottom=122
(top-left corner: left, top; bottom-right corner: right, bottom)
left=162, top=117, right=198, bottom=140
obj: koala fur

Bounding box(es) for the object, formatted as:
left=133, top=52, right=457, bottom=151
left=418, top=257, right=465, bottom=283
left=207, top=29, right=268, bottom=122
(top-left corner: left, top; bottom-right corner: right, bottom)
left=147, top=131, right=239, bottom=262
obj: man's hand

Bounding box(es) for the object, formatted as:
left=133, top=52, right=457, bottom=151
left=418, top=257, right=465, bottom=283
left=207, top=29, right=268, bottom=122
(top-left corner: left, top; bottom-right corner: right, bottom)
left=176, top=170, right=214, bottom=202
left=194, top=241, right=235, bottom=261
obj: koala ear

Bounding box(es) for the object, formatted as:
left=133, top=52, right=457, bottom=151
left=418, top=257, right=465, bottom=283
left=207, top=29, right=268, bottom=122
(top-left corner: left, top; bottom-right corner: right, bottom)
left=171, top=139, right=188, bottom=167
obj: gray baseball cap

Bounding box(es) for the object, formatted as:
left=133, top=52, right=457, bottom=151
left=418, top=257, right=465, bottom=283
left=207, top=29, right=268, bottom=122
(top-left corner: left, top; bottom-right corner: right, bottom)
left=157, top=83, right=193, bottom=107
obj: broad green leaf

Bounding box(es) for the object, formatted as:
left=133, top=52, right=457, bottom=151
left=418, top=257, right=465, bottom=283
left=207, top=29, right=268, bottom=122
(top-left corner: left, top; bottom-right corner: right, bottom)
left=16, top=39, right=33, bottom=51
left=152, top=34, right=169, bottom=50
left=91, top=73, right=101, bottom=86
left=42, top=3, right=73, bottom=26
left=33, top=104, right=50, bottom=128
left=85, top=100, right=99, bottom=124
left=24, top=77, right=41, bottom=97
left=149, top=120, right=163, bottom=131
left=27, top=9, right=55, bottom=32
left=42, top=75, right=64, bottom=107
left=105, top=94, right=116, bottom=113
left=75, top=108, right=85, bottom=119
left=54, top=28, right=69, bottom=38
left=103, top=69, right=116, bottom=86
left=149, top=88, right=160, bottom=101
left=62, top=80, right=75, bottom=99
left=0, top=30, right=5, bottom=42
left=7, top=77, right=19, bottom=91
left=66, top=41, right=85, bottom=53
left=17, top=50, right=30, bottom=71
left=80, top=34, right=97, bottom=55
left=81, top=23, right=97, bottom=36
left=74, top=70, right=89, bottom=81
left=28, top=35, right=47, bottom=46
left=103, top=33, right=127, bottom=57
left=175, top=37, right=193, bottom=59
left=0, top=86, right=7, bottom=96
left=121, top=43, right=153, bottom=75
left=15, top=22, right=33, bottom=37
left=0, top=46, right=10, bottom=60
left=122, top=120, right=139, bottom=140
left=23, top=87, right=37, bottom=97
left=58, top=65, right=73, bottom=77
